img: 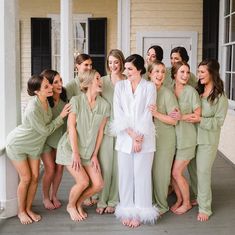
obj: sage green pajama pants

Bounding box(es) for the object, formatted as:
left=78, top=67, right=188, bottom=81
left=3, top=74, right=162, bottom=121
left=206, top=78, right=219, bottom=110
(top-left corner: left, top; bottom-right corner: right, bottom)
left=97, top=134, right=118, bottom=208
left=152, top=147, right=175, bottom=214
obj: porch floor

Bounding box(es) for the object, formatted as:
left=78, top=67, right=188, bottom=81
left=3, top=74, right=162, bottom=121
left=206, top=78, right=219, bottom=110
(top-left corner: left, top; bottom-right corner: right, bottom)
left=0, top=153, right=235, bottom=235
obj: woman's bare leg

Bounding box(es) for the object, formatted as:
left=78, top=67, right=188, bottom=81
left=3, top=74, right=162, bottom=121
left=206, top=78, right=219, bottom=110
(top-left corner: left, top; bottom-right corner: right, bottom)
left=11, top=159, right=32, bottom=225
left=172, top=160, right=192, bottom=215
left=41, top=151, right=55, bottom=210
left=66, top=165, right=89, bottom=221
left=25, top=158, right=41, bottom=222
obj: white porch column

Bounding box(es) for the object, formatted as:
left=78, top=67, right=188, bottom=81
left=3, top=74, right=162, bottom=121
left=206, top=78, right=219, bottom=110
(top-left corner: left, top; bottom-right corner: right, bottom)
left=117, top=0, right=130, bottom=58
left=60, top=0, right=74, bottom=84
left=0, top=0, right=21, bottom=218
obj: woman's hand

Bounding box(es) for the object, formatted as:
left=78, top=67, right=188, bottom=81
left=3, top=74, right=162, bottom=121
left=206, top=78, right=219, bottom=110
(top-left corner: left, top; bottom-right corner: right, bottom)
left=149, top=104, right=158, bottom=117
left=169, top=108, right=181, bottom=120
left=185, top=113, right=201, bottom=123
left=60, top=103, right=72, bottom=118
left=91, top=154, right=101, bottom=173
left=133, top=140, right=142, bottom=153
left=72, top=152, right=82, bottom=171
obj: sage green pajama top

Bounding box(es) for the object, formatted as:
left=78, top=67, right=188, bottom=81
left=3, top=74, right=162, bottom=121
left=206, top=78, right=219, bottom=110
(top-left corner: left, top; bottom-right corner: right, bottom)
left=152, top=86, right=178, bottom=213
left=56, top=93, right=110, bottom=166
left=175, top=85, right=200, bottom=154
left=6, top=96, right=64, bottom=160
left=164, top=67, right=198, bottom=91
left=65, top=76, right=81, bottom=100
left=197, top=95, right=228, bottom=146
left=43, top=99, right=68, bottom=152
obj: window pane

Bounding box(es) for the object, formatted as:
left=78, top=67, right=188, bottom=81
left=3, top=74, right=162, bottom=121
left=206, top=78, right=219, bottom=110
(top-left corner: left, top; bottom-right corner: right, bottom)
left=225, top=0, right=231, bottom=15
left=232, top=74, right=235, bottom=100
left=225, top=17, right=230, bottom=43
left=232, top=0, right=235, bottom=12
left=225, top=73, right=231, bottom=98
left=232, top=15, right=235, bottom=41
left=226, top=45, right=232, bottom=71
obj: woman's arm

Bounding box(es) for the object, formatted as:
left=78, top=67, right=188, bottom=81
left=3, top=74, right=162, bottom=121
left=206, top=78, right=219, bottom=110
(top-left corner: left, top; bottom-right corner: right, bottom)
left=29, top=103, right=71, bottom=136
left=149, top=104, right=177, bottom=125
left=91, top=117, right=108, bottom=172
left=67, top=112, right=81, bottom=171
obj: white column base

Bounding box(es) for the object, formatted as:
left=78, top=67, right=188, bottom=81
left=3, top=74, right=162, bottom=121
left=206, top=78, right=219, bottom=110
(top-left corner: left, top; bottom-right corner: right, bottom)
left=0, top=197, right=18, bottom=219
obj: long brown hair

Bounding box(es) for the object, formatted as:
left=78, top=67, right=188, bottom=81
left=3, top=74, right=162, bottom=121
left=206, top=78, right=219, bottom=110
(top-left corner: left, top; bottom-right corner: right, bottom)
left=197, top=59, right=224, bottom=104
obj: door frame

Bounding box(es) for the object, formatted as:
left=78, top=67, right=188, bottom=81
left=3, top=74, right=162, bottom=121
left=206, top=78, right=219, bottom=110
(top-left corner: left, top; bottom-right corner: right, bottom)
left=136, top=31, right=198, bottom=74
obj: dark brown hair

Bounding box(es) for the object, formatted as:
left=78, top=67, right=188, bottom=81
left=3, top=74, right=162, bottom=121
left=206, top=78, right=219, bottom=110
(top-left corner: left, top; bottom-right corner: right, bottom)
left=125, top=54, right=146, bottom=75
left=27, top=75, right=44, bottom=96
left=197, top=58, right=224, bottom=104
left=40, top=69, right=67, bottom=107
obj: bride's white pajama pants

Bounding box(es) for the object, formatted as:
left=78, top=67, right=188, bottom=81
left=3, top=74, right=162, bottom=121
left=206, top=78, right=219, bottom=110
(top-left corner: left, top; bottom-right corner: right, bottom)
left=115, top=151, right=158, bottom=224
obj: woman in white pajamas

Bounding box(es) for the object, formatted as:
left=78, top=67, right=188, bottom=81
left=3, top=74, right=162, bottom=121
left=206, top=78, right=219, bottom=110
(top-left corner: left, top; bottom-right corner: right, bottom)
left=112, top=54, right=158, bottom=228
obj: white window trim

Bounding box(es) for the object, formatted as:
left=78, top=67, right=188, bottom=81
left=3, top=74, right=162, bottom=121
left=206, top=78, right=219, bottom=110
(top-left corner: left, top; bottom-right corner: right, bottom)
left=218, top=0, right=235, bottom=110
left=136, top=31, right=198, bottom=74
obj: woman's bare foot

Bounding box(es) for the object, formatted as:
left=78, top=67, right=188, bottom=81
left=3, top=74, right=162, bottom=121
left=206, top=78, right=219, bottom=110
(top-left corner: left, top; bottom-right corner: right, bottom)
left=104, top=206, right=115, bottom=214
left=129, top=219, right=141, bottom=228
left=197, top=212, right=209, bottom=222
left=67, top=206, right=83, bottom=221
left=191, top=199, right=198, bottom=206
left=52, top=197, right=62, bottom=209
left=174, top=204, right=192, bottom=215
left=43, top=198, right=55, bottom=210
left=18, top=212, right=33, bottom=225
left=77, top=205, right=88, bottom=219
left=26, top=210, right=41, bottom=222
left=83, top=198, right=93, bottom=206
left=122, top=218, right=131, bottom=226
left=170, top=200, right=182, bottom=212
left=96, top=207, right=105, bottom=215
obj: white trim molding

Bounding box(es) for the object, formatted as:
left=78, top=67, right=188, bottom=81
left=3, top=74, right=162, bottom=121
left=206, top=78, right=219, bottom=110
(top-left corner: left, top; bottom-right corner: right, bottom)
left=117, top=0, right=130, bottom=58
left=136, top=31, right=198, bottom=74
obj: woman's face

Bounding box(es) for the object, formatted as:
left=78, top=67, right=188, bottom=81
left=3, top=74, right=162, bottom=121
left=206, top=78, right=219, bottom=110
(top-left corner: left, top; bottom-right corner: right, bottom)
left=146, top=48, right=157, bottom=65
left=198, top=65, right=211, bottom=85
left=124, top=62, right=141, bottom=81
left=90, top=72, right=102, bottom=93
left=149, top=64, right=166, bottom=87
left=175, top=65, right=190, bottom=85
left=170, top=52, right=182, bottom=66
left=76, top=59, right=92, bottom=72
left=108, top=55, right=121, bottom=74
left=37, top=78, right=53, bottom=97
left=52, top=74, right=63, bottom=94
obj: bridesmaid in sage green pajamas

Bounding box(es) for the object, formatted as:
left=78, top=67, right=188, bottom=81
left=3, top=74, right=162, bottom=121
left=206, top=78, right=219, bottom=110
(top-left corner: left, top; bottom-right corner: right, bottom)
left=96, top=49, right=126, bottom=214
left=148, top=61, right=178, bottom=215
left=6, top=75, right=70, bottom=225
left=66, top=53, right=92, bottom=100
left=169, top=61, right=201, bottom=215
left=163, top=46, right=197, bottom=91
left=186, top=59, right=228, bottom=221
left=41, top=69, right=70, bottom=210
left=56, top=69, right=110, bottom=221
